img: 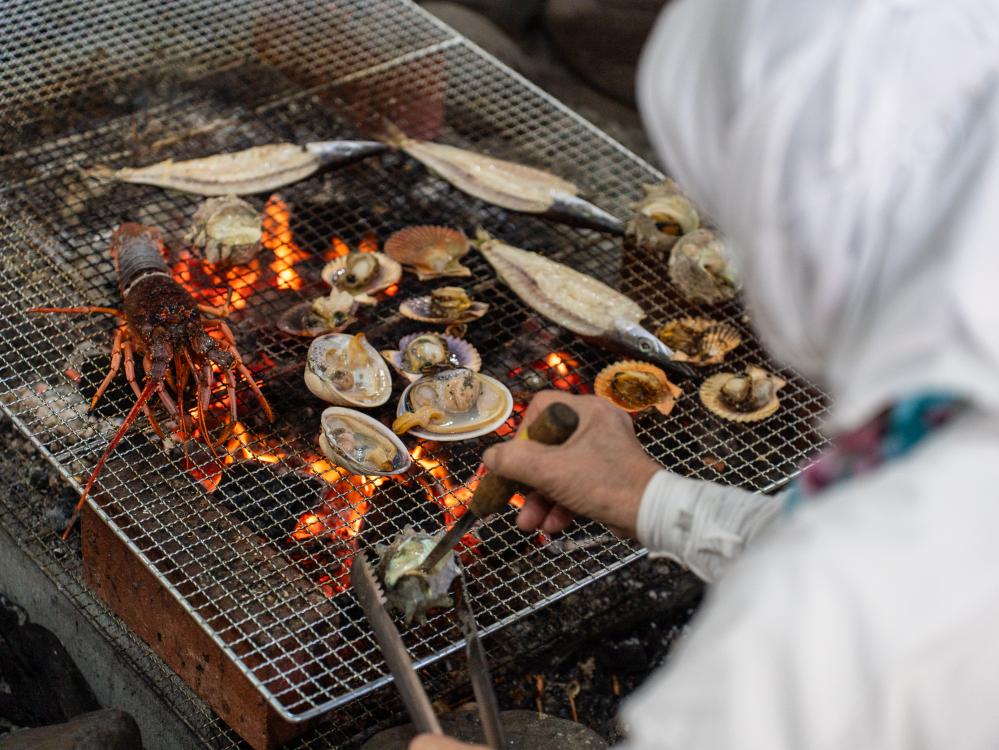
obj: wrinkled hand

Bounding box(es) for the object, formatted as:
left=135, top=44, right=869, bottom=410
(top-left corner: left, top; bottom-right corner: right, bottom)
left=409, top=735, right=487, bottom=750
left=483, top=391, right=660, bottom=538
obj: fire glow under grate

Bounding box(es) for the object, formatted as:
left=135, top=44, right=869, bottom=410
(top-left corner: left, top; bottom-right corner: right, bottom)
left=0, top=0, right=827, bottom=730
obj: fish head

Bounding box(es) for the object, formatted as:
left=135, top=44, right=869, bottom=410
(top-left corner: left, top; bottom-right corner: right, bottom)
left=607, top=319, right=697, bottom=380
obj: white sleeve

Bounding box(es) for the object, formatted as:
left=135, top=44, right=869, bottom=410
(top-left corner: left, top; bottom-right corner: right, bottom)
left=635, top=470, right=785, bottom=583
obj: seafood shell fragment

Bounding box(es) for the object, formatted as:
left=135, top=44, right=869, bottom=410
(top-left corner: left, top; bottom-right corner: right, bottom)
left=384, top=225, right=472, bottom=280
left=184, top=195, right=262, bottom=266
left=277, top=290, right=359, bottom=337
left=700, top=365, right=786, bottom=422
left=668, top=229, right=741, bottom=305
left=381, top=332, right=481, bottom=382
left=656, top=317, right=742, bottom=366
left=595, top=361, right=682, bottom=415
left=392, top=368, right=513, bottom=441
left=319, top=407, right=411, bottom=476
left=98, top=140, right=388, bottom=195
left=626, top=180, right=700, bottom=253
left=376, top=526, right=459, bottom=624
left=321, top=252, right=402, bottom=305
left=399, top=287, right=489, bottom=326
left=305, top=333, right=392, bottom=407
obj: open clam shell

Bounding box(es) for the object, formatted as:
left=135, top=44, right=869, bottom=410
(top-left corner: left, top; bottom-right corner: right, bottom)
left=277, top=290, right=359, bottom=337
left=384, top=225, right=472, bottom=280
left=320, top=252, right=402, bottom=305
left=595, top=361, right=682, bottom=415
left=699, top=365, right=786, bottom=422
left=305, top=333, right=392, bottom=407
left=319, top=407, right=411, bottom=476
left=380, top=332, right=482, bottom=382
left=398, top=289, right=489, bottom=325
left=656, top=317, right=742, bottom=366
left=392, top=369, right=513, bottom=441
left=626, top=180, right=699, bottom=254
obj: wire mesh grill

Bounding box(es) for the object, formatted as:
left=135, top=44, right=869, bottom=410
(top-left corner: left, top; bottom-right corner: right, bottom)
left=0, top=0, right=827, bottom=726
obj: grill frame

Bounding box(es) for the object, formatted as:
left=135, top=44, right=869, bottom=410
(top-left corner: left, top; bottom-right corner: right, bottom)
left=0, top=0, right=828, bottom=727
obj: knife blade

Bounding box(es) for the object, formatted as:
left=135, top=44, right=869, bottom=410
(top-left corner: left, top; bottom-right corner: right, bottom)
left=455, top=573, right=506, bottom=749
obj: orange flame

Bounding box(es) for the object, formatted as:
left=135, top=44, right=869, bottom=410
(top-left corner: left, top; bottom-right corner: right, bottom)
left=262, top=194, right=309, bottom=291
left=173, top=252, right=262, bottom=311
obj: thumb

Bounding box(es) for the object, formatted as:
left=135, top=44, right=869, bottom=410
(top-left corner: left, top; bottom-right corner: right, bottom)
left=482, top=437, right=558, bottom=488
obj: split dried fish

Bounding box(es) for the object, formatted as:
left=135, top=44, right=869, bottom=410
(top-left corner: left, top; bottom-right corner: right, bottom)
left=96, top=140, right=388, bottom=196
left=475, top=230, right=695, bottom=379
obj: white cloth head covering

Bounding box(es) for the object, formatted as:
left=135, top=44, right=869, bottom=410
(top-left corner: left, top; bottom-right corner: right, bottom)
left=638, top=0, right=999, bottom=430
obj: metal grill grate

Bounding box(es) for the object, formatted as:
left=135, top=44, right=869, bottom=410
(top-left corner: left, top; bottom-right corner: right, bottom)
left=0, top=0, right=827, bottom=726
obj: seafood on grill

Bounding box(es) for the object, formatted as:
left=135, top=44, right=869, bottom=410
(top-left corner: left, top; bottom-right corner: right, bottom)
left=668, top=228, right=741, bottom=304
left=95, top=140, right=388, bottom=196
left=276, top=290, right=358, bottom=337
left=305, top=333, right=392, bottom=407
left=384, top=225, right=472, bottom=280
left=474, top=229, right=695, bottom=379
left=376, top=526, right=460, bottom=624
left=595, top=361, right=682, bottom=415
left=392, top=368, right=513, bottom=440
left=399, top=286, right=489, bottom=326
left=321, top=252, right=402, bottom=305
left=318, top=407, right=411, bottom=476
left=656, top=317, right=742, bottom=366
left=700, top=365, right=786, bottom=422
left=381, top=332, right=481, bottom=382
left=29, top=223, right=274, bottom=538
left=383, top=124, right=624, bottom=235
left=626, top=180, right=699, bottom=253
left=184, top=196, right=262, bottom=267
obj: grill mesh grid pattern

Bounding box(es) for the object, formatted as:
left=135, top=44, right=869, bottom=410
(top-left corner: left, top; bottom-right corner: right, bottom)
left=0, top=0, right=827, bottom=730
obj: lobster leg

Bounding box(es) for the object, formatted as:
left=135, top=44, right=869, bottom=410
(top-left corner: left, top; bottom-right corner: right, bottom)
left=212, top=321, right=274, bottom=422
left=29, top=306, right=123, bottom=317
left=122, top=339, right=165, bottom=439
left=89, top=324, right=127, bottom=412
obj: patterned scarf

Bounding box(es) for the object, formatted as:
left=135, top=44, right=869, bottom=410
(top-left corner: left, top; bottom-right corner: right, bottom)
left=784, top=394, right=963, bottom=512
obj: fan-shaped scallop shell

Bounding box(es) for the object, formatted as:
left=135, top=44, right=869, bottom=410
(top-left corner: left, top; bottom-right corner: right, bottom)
left=398, top=293, right=489, bottom=325
left=384, top=225, right=472, bottom=280
left=320, top=252, right=402, bottom=305
left=595, top=361, right=682, bottom=415
left=380, top=332, right=481, bottom=382
left=656, top=317, right=742, bottom=366
left=699, top=366, right=785, bottom=422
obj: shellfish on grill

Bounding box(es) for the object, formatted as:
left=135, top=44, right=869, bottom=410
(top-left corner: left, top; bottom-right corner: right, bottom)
left=625, top=180, right=700, bottom=253
left=656, top=317, right=742, bottom=366
left=700, top=365, right=786, bottom=422
left=595, top=361, right=682, bottom=415
left=277, top=290, right=358, bottom=337
left=305, top=332, right=392, bottom=407
left=321, top=251, right=402, bottom=305
left=318, top=407, right=411, bottom=476
left=384, top=225, right=472, bottom=280
left=399, top=286, right=489, bottom=326
left=475, top=229, right=695, bottom=379
left=376, top=526, right=460, bottom=625
left=392, top=368, right=513, bottom=441
left=381, top=332, right=481, bottom=382
left=668, top=228, right=741, bottom=305
left=184, top=195, right=262, bottom=267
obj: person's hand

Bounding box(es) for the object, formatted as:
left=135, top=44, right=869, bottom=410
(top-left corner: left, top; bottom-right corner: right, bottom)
left=409, top=734, right=487, bottom=750
left=482, top=391, right=660, bottom=539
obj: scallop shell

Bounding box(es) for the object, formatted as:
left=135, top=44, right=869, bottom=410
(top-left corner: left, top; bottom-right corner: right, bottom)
left=392, top=369, right=513, bottom=441
left=384, top=225, right=472, bottom=280
left=398, top=293, right=489, bottom=325
left=594, top=361, right=682, bottom=415
left=668, top=229, right=740, bottom=305
left=320, top=252, right=402, bottom=305
left=626, top=180, right=699, bottom=253
left=380, top=332, right=482, bottom=382
left=699, top=365, right=786, bottom=422
left=376, top=526, right=459, bottom=624
left=318, top=407, right=411, bottom=476
left=277, top=290, right=359, bottom=337
left=305, top=333, right=392, bottom=407
left=656, top=317, right=742, bottom=366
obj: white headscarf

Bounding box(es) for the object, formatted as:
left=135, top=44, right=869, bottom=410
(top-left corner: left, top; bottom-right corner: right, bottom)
left=638, top=0, right=999, bottom=431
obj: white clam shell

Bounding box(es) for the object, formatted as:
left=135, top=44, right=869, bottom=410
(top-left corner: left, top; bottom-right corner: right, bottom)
left=318, top=407, right=411, bottom=476
left=380, top=332, right=482, bottom=382
left=305, top=333, right=392, bottom=407
left=395, top=370, right=513, bottom=442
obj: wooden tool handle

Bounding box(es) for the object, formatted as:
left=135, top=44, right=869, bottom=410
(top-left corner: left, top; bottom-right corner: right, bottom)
left=469, top=402, right=580, bottom=519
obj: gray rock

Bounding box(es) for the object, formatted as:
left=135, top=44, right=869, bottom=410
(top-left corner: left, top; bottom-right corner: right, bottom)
left=362, top=708, right=608, bottom=749
left=0, top=709, right=142, bottom=750
left=421, top=0, right=545, bottom=35
left=422, top=2, right=531, bottom=74
left=545, top=0, right=670, bottom=104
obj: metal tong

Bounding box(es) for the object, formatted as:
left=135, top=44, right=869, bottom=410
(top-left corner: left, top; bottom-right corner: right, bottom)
left=351, top=552, right=506, bottom=747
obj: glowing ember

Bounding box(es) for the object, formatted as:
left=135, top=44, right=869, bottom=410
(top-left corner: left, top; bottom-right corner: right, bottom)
left=173, top=251, right=262, bottom=311
left=509, top=351, right=588, bottom=393
left=261, top=194, right=309, bottom=291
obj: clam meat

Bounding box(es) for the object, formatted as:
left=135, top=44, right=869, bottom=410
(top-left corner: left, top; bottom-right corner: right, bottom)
left=319, top=407, right=411, bottom=476
left=625, top=180, right=700, bottom=254
left=595, top=361, right=682, bottom=415
left=277, top=290, right=358, bottom=337
left=384, top=225, right=472, bottom=280
left=305, top=333, right=392, bottom=407
left=381, top=332, right=481, bottom=382
left=656, top=317, right=742, bottom=366
left=321, top=252, right=402, bottom=305
left=392, top=368, right=513, bottom=440
left=376, top=526, right=459, bottom=624
left=399, top=286, right=489, bottom=326
left=668, top=228, right=741, bottom=305
left=185, top=195, right=262, bottom=266
left=699, top=365, right=786, bottom=422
